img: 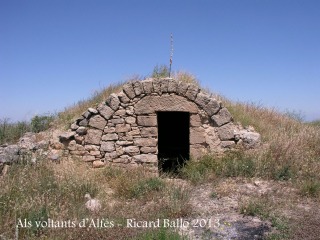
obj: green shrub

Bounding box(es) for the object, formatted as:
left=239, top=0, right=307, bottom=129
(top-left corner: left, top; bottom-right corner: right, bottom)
left=30, top=114, right=55, bottom=133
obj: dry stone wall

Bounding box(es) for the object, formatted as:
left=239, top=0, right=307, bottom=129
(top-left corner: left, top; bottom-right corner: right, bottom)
left=60, top=78, right=261, bottom=171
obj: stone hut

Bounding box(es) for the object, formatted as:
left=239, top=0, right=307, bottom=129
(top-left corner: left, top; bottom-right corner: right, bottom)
left=60, top=78, right=260, bottom=173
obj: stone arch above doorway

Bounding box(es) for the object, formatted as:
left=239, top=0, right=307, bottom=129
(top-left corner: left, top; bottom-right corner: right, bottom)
left=60, top=78, right=261, bottom=172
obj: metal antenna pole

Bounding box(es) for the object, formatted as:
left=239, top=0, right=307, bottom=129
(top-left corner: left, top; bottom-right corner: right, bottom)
left=169, top=33, right=173, bottom=78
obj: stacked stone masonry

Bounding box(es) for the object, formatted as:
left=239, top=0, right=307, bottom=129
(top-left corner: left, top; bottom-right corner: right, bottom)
left=60, top=78, right=261, bottom=171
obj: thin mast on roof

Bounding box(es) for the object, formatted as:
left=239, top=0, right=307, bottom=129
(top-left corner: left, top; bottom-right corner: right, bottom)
left=169, top=33, right=173, bottom=78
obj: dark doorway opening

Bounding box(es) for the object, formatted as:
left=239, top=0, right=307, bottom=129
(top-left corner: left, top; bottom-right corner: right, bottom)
left=157, top=111, right=190, bottom=173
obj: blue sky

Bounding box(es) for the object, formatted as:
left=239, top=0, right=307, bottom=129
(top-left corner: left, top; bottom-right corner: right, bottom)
left=0, top=0, right=319, bottom=122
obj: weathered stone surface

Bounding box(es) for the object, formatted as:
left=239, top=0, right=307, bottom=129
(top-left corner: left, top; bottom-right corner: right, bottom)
left=176, top=81, right=189, bottom=96
left=83, top=155, right=96, bottom=162
left=85, top=129, right=103, bottom=145
left=59, top=132, right=75, bottom=141
left=205, top=126, right=221, bottom=151
left=133, top=154, right=157, bottom=163
left=135, top=95, right=198, bottom=114
left=141, top=79, right=153, bottom=94
left=185, top=84, right=199, bottom=101
left=106, top=93, right=120, bottom=111
left=118, top=91, right=130, bottom=103
left=195, top=92, right=211, bottom=109
left=220, top=141, right=236, bottom=148
left=93, top=160, right=106, bottom=168
left=168, top=79, right=178, bottom=93
left=100, top=141, right=115, bottom=152
left=125, top=116, right=136, bottom=124
left=140, top=127, right=157, bottom=137
left=109, top=118, right=125, bottom=124
left=70, top=150, right=88, bottom=156
left=211, top=108, right=233, bottom=126
left=152, top=79, right=161, bottom=94
left=123, top=83, right=135, bottom=99
left=88, top=108, right=98, bottom=114
left=126, top=106, right=134, bottom=115
left=113, top=155, right=131, bottom=163
left=114, top=109, right=126, bottom=117
left=115, top=124, right=131, bottom=133
left=75, top=134, right=84, bottom=144
left=140, top=147, right=157, bottom=154
left=76, top=126, right=87, bottom=135
left=160, top=79, right=169, bottom=93
left=104, top=151, right=118, bottom=160
left=203, top=99, right=220, bottom=116
left=79, top=118, right=88, bottom=127
left=134, top=138, right=157, bottom=147
left=82, top=110, right=91, bottom=119
left=190, top=145, right=208, bottom=158
left=85, top=145, right=100, bottom=151
left=102, top=133, right=118, bottom=141
left=124, top=146, right=140, bottom=156
left=237, top=131, right=261, bottom=148
left=116, top=140, right=134, bottom=146
left=71, top=123, right=79, bottom=130
left=97, top=104, right=114, bottom=120
left=89, top=115, right=107, bottom=130
left=137, top=116, right=157, bottom=126
left=133, top=81, right=143, bottom=95
left=217, top=123, right=235, bottom=140
left=190, top=128, right=206, bottom=144
left=190, top=114, right=201, bottom=127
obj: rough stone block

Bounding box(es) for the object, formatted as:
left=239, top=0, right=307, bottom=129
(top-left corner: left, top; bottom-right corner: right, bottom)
left=133, top=154, right=158, bottom=163
left=141, top=79, right=153, bottom=94
left=116, top=140, right=134, bottom=146
left=100, top=141, right=115, bottom=152
left=168, top=79, right=178, bottom=93
left=118, top=91, right=130, bottom=103
left=106, top=93, right=120, bottom=111
left=160, top=79, right=169, bottom=93
left=71, top=123, right=79, bottom=130
left=152, top=79, right=161, bottom=94
left=88, top=108, right=98, bottom=114
left=97, top=104, right=114, bottom=120
left=140, top=127, right=158, bottom=137
left=124, top=146, right=140, bottom=156
left=190, top=114, right=201, bottom=127
left=92, top=160, right=106, bottom=168
left=109, top=118, right=125, bottom=124
left=203, top=99, right=220, bottom=116
left=123, top=83, right=136, bottom=99
left=133, top=81, right=143, bottom=95
left=137, top=116, right=157, bottom=126
left=185, top=84, right=199, bottom=101
left=217, top=123, right=235, bottom=140
left=190, top=128, right=206, bottom=144
left=140, top=147, right=157, bottom=154
left=220, top=141, right=236, bottom=148
left=176, top=81, right=189, bottom=96
left=83, top=155, right=95, bottom=162
left=134, top=138, right=157, bottom=147
left=135, top=95, right=198, bottom=115
left=125, top=116, right=136, bottom=124
left=89, top=115, right=107, bottom=130
left=211, top=108, right=233, bottom=126
left=102, top=133, right=118, bottom=141
left=115, top=124, right=131, bottom=133
left=114, top=109, right=126, bottom=117
left=84, top=129, right=103, bottom=145
left=79, top=118, right=88, bottom=127
left=76, top=126, right=87, bottom=135
left=195, top=92, right=211, bottom=109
